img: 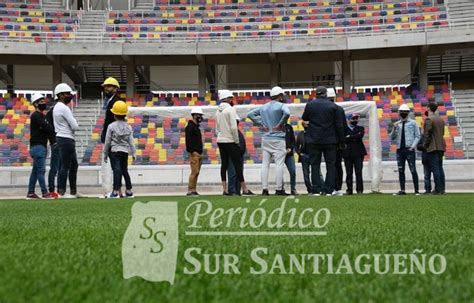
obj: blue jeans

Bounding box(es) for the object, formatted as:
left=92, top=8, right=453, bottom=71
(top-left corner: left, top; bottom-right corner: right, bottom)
left=227, top=155, right=243, bottom=195
left=28, top=145, right=48, bottom=194
left=427, top=151, right=445, bottom=193
left=57, top=137, right=78, bottom=195
left=110, top=151, right=132, bottom=191
left=285, top=154, right=296, bottom=192
left=421, top=151, right=432, bottom=193
left=396, top=149, right=419, bottom=192
left=48, top=144, right=61, bottom=193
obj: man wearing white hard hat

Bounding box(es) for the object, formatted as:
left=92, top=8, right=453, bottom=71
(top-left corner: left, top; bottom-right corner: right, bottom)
left=216, top=90, right=254, bottom=196
left=26, top=93, right=55, bottom=199
left=52, top=83, right=80, bottom=198
left=248, top=86, right=291, bottom=196
left=391, top=103, right=421, bottom=195
left=185, top=107, right=204, bottom=196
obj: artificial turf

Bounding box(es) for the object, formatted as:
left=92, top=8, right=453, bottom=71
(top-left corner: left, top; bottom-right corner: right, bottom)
left=0, top=194, right=473, bottom=302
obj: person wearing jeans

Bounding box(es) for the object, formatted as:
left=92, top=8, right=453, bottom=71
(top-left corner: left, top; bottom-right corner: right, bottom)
left=391, top=104, right=421, bottom=195
left=27, top=93, right=55, bottom=199
left=45, top=99, right=59, bottom=198
left=53, top=83, right=80, bottom=198
left=284, top=123, right=297, bottom=195
left=103, top=101, right=136, bottom=198
left=48, top=144, right=60, bottom=195
left=423, top=102, right=446, bottom=194
left=248, top=86, right=290, bottom=196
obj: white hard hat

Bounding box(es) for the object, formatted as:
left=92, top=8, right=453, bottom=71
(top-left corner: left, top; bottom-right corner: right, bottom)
left=327, top=88, right=336, bottom=98
left=218, top=89, right=234, bottom=101
left=190, top=107, right=203, bottom=115
left=398, top=104, right=411, bottom=112
left=54, top=83, right=73, bottom=98
left=31, top=93, right=45, bottom=104
left=270, top=86, right=284, bottom=97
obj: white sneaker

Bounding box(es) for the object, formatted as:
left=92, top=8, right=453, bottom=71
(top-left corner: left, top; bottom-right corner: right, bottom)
left=332, top=191, right=344, bottom=196
left=72, top=193, right=86, bottom=198
left=105, top=192, right=120, bottom=199
left=311, top=193, right=321, bottom=196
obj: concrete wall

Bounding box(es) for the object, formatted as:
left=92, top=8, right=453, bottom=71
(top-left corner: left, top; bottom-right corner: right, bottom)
left=8, top=65, right=74, bottom=91
left=280, top=61, right=334, bottom=84
left=227, top=64, right=270, bottom=87
left=1, top=161, right=473, bottom=197
left=351, top=58, right=411, bottom=86
left=150, top=66, right=198, bottom=91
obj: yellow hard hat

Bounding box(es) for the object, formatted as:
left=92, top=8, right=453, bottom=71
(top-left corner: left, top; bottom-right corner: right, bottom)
left=102, top=77, right=120, bottom=88
left=111, top=101, right=128, bottom=116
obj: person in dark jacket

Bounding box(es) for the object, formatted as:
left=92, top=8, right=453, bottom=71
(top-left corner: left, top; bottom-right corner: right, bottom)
left=328, top=90, right=347, bottom=196
left=295, top=124, right=325, bottom=194
left=100, top=77, right=120, bottom=196
left=228, top=117, right=246, bottom=195
left=283, top=123, right=297, bottom=195
left=185, top=107, right=204, bottom=196
left=423, top=102, right=446, bottom=194
left=343, top=113, right=367, bottom=195
left=27, top=94, right=55, bottom=199
left=295, top=125, right=311, bottom=194
left=417, top=132, right=432, bottom=194
left=302, top=86, right=344, bottom=196
left=45, top=97, right=60, bottom=198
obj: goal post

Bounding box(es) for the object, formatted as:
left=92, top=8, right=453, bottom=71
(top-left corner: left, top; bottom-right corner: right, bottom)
left=129, top=101, right=383, bottom=192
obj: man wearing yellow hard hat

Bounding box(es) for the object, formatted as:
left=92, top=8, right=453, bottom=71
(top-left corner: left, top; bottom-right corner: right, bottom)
left=101, top=77, right=120, bottom=143
left=100, top=77, right=120, bottom=196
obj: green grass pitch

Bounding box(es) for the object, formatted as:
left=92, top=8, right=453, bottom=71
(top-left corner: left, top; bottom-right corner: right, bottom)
left=0, top=194, right=473, bottom=302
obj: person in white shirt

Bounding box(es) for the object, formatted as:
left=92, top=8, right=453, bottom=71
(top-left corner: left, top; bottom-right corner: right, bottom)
left=52, top=83, right=80, bottom=198
left=216, top=90, right=254, bottom=196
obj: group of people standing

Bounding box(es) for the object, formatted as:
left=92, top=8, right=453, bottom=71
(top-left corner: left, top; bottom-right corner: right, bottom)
left=27, top=77, right=136, bottom=199
left=391, top=102, right=446, bottom=195
left=26, top=80, right=446, bottom=198
left=185, top=86, right=369, bottom=196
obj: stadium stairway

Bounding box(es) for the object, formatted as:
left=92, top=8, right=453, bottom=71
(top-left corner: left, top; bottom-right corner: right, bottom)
left=452, top=89, right=474, bottom=159
left=75, top=10, right=106, bottom=41
left=42, top=0, right=64, bottom=10
left=72, top=99, right=103, bottom=162
left=133, top=0, right=154, bottom=10
left=447, top=0, right=474, bottom=26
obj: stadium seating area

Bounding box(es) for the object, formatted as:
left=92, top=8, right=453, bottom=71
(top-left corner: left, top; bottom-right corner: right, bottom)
left=105, top=0, right=449, bottom=41
left=0, top=0, right=79, bottom=42
left=79, top=84, right=464, bottom=166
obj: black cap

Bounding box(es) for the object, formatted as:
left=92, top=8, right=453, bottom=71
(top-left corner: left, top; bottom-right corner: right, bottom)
left=316, top=86, right=327, bottom=95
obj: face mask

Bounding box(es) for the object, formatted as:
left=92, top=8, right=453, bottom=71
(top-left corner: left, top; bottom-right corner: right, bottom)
left=196, top=116, right=203, bottom=123
left=37, top=103, right=47, bottom=111
left=424, top=111, right=429, bottom=117
left=350, top=120, right=358, bottom=126
left=64, top=95, right=73, bottom=104
left=400, top=112, right=409, bottom=119
left=104, top=91, right=114, bottom=98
